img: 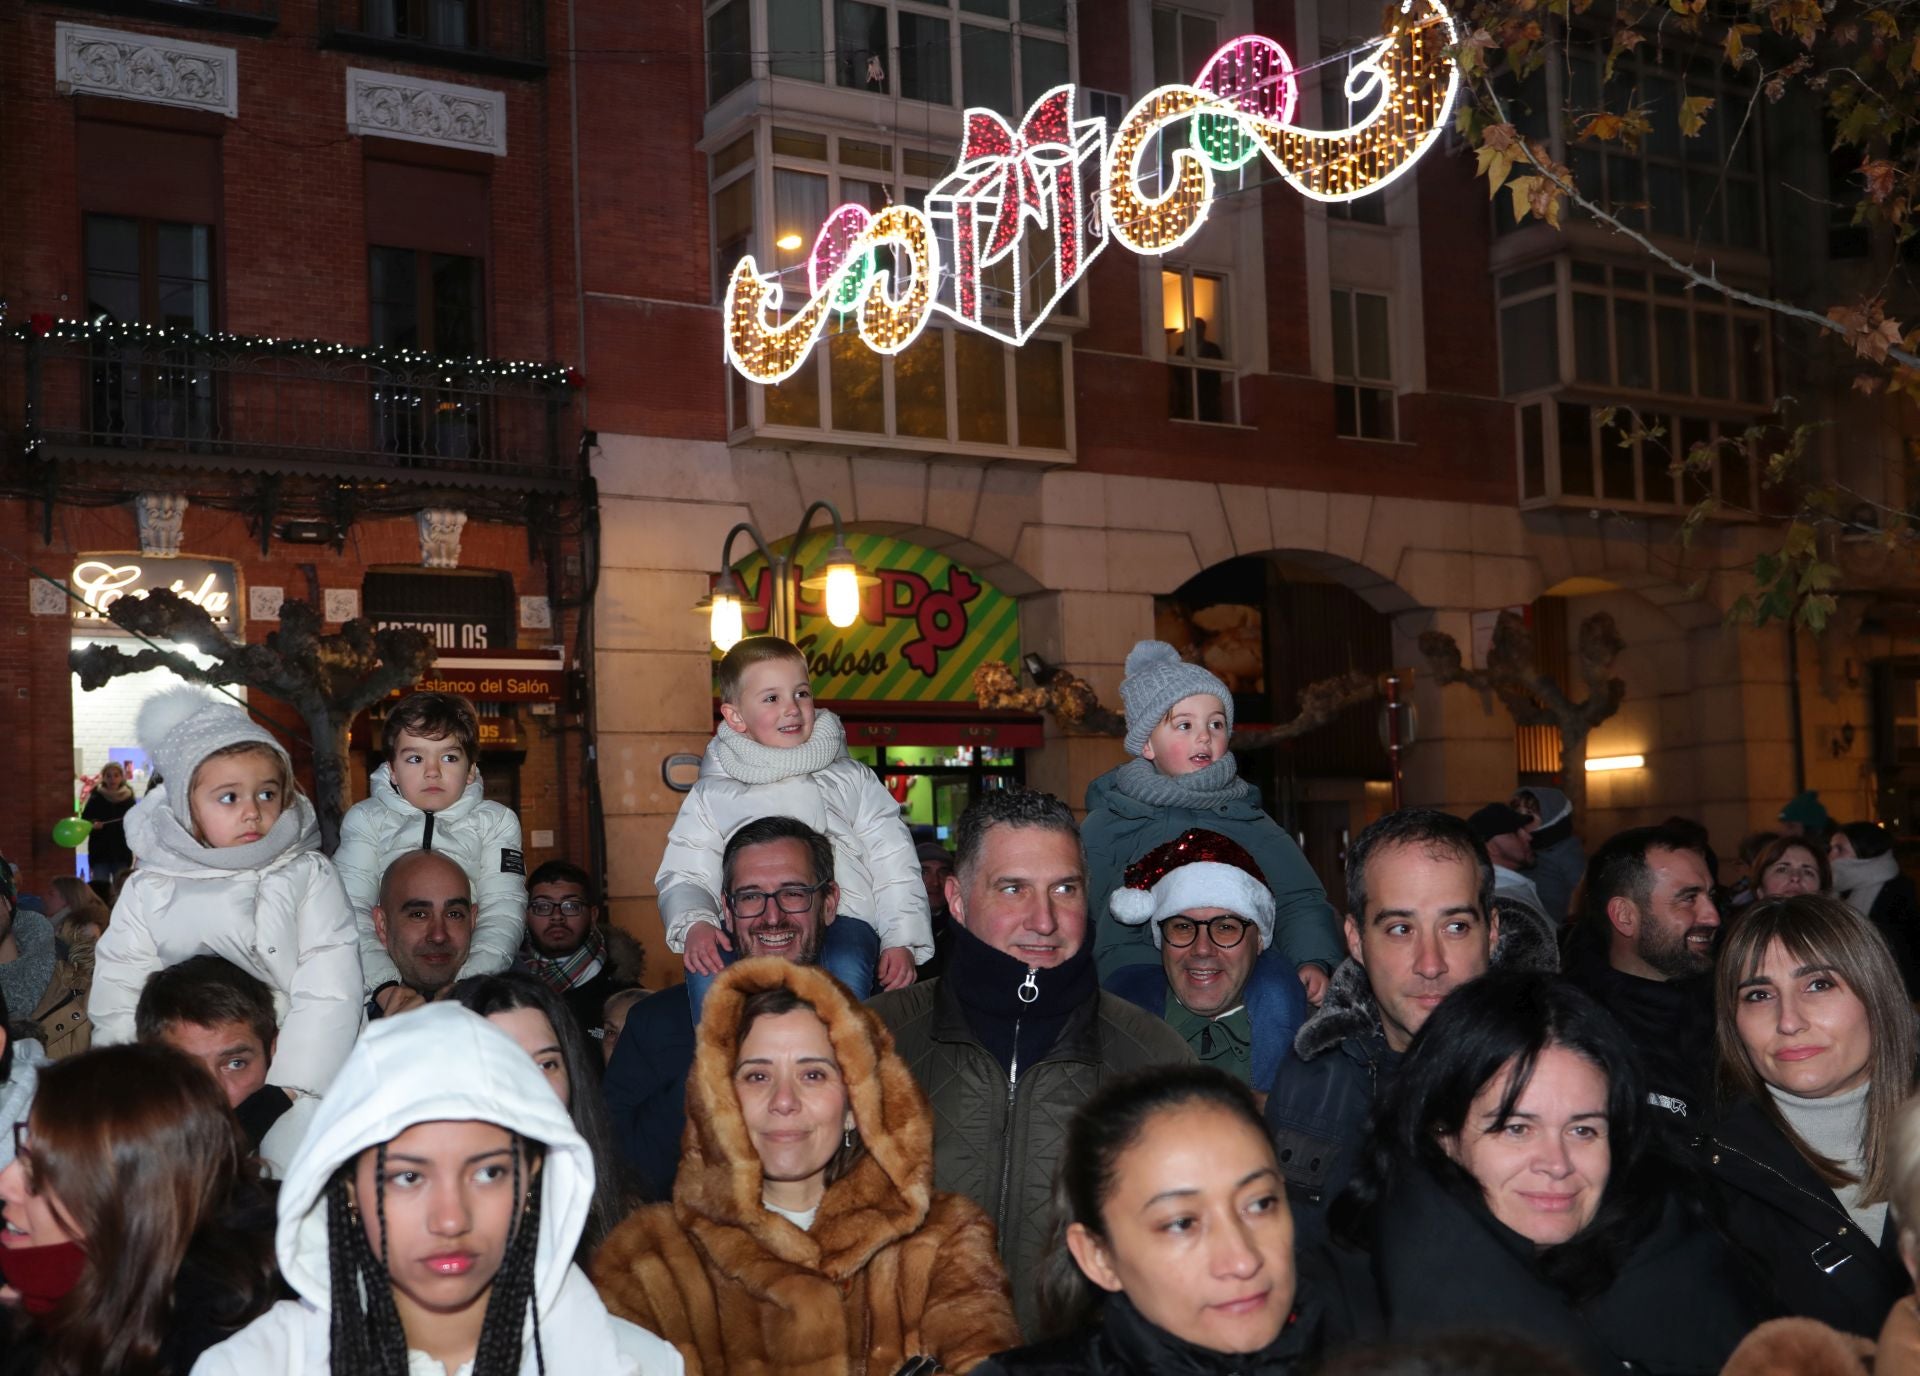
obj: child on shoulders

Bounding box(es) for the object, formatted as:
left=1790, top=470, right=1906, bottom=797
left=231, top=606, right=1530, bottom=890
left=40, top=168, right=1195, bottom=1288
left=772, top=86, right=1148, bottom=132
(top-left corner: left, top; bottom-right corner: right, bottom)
left=333, top=691, right=526, bottom=1016
left=1084, top=640, right=1342, bottom=1003
left=91, top=689, right=361, bottom=1098
left=657, top=636, right=931, bottom=1016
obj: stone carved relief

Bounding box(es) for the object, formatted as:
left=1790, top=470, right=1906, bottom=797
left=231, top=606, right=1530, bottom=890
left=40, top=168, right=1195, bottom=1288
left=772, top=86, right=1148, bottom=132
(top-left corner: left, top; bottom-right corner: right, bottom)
left=55, top=24, right=238, bottom=117
left=417, top=509, right=468, bottom=568
left=136, top=493, right=190, bottom=558
left=345, top=69, right=506, bottom=155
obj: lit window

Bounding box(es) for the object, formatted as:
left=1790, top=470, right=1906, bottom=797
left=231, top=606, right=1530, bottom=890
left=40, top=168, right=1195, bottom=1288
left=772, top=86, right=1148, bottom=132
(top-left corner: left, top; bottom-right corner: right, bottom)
left=1330, top=288, right=1395, bottom=440
left=1163, top=267, right=1235, bottom=425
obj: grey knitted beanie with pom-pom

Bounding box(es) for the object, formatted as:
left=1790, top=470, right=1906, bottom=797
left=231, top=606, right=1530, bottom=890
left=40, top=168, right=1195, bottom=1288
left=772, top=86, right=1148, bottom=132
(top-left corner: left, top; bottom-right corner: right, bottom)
left=1119, top=640, right=1234, bottom=757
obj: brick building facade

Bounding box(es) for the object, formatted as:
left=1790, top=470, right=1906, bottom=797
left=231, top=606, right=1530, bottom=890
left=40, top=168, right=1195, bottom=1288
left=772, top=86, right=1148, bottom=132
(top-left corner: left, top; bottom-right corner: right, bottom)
left=0, top=0, right=595, bottom=896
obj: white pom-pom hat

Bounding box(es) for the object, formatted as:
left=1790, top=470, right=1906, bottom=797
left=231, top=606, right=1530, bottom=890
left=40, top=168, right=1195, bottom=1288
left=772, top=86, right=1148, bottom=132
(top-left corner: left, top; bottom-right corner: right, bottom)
left=136, top=686, right=292, bottom=830
left=1109, top=828, right=1276, bottom=949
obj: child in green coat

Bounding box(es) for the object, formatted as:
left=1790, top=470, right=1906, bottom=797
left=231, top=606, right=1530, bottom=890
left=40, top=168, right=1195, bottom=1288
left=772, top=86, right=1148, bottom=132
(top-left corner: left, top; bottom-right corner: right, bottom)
left=1084, top=640, right=1342, bottom=1002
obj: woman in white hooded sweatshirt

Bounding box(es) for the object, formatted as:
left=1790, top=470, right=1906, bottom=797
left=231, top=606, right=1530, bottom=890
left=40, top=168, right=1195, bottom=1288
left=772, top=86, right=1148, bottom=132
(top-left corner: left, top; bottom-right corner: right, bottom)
left=191, top=1003, right=683, bottom=1376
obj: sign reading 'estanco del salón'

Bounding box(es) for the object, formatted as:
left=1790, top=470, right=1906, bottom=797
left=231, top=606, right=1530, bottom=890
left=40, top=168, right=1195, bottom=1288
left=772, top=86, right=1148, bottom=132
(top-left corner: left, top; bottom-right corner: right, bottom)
left=721, top=0, right=1460, bottom=385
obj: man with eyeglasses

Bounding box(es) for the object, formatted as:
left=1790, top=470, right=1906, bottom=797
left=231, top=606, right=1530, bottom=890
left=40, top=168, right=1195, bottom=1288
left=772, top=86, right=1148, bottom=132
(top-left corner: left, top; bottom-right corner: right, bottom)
left=515, top=859, right=630, bottom=1043
left=1104, top=829, right=1306, bottom=1096
left=603, top=814, right=838, bottom=1200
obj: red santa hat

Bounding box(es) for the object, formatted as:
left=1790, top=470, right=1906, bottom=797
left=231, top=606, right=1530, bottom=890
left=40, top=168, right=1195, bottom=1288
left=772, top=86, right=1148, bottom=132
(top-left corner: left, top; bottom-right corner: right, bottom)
left=1109, top=829, right=1276, bottom=949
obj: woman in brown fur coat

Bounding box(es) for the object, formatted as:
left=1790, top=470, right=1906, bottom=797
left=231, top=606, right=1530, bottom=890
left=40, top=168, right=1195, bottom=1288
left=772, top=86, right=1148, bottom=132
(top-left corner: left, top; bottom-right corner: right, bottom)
left=591, top=956, right=1022, bottom=1374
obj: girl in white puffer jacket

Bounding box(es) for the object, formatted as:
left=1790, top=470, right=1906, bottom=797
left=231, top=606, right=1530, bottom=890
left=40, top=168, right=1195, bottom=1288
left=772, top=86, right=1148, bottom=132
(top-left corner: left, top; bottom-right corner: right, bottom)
left=91, top=689, right=362, bottom=1101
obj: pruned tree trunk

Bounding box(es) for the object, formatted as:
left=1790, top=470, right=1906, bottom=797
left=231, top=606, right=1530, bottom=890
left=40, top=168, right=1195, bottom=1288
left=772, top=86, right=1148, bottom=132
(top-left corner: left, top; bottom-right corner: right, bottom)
left=1416, top=610, right=1625, bottom=820
left=69, top=590, right=435, bottom=852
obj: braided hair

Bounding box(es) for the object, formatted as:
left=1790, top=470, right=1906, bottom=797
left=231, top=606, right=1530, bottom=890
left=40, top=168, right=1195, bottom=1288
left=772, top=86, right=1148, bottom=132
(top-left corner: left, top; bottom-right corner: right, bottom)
left=327, top=1136, right=549, bottom=1376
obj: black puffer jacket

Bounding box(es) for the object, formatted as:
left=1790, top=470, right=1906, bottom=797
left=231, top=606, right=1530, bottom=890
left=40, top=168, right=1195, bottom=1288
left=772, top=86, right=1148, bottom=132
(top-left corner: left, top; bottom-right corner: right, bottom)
left=1699, top=1095, right=1909, bottom=1338
left=870, top=930, right=1192, bottom=1338
left=1563, top=951, right=1716, bottom=1127
left=1319, top=1164, right=1761, bottom=1374
left=1265, top=895, right=1561, bottom=1240
left=973, top=1289, right=1320, bottom=1376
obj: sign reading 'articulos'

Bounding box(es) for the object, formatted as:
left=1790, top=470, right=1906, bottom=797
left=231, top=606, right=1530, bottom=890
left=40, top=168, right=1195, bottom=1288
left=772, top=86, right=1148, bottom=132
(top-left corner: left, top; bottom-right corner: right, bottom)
left=720, top=533, right=1020, bottom=703
left=722, top=0, right=1459, bottom=384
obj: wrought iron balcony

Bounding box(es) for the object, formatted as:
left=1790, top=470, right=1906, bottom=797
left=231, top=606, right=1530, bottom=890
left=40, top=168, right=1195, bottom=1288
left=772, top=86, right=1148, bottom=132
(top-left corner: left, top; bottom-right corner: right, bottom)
left=318, top=0, right=545, bottom=77
left=22, top=327, right=579, bottom=493
left=34, top=0, right=277, bottom=36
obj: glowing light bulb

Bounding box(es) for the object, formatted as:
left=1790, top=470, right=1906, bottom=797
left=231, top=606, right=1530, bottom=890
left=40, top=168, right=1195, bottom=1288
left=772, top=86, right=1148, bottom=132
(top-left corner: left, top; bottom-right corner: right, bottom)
left=710, top=593, right=745, bottom=651
left=824, top=561, right=860, bottom=628
left=776, top=232, right=804, bottom=251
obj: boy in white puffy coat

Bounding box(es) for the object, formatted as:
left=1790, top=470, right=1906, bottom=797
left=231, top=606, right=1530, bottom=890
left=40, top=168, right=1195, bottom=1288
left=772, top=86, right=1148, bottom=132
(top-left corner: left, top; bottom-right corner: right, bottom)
left=332, top=692, right=526, bottom=1012
left=91, top=689, right=362, bottom=1102
left=657, top=637, right=931, bottom=1013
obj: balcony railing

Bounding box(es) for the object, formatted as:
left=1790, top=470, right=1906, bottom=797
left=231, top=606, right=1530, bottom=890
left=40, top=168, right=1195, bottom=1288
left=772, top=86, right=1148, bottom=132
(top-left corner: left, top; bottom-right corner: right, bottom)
left=319, top=0, right=544, bottom=75
left=23, top=329, right=578, bottom=491
left=33, top=0, right=278, bottom=35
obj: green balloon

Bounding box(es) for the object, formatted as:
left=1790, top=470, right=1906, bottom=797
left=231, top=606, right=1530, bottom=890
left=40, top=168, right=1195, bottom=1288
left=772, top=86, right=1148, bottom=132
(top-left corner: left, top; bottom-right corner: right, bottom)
left=51, top=816, right=91, bottom=848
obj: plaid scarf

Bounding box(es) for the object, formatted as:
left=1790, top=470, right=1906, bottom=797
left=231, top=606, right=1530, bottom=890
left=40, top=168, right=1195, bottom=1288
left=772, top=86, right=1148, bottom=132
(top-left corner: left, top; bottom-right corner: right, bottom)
left=520, top=922, right=607, bottom=993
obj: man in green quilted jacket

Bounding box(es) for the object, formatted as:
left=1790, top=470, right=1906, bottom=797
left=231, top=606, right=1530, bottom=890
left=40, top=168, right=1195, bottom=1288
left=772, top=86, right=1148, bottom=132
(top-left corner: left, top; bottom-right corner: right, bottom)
left=868, top=789, right=1193, bottom=1338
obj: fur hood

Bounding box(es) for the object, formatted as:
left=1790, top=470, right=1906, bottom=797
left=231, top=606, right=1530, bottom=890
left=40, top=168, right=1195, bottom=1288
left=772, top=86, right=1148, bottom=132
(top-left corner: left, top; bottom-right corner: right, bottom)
left=1720, top=1318, right=1872, bottom=1376
left=676, top=957, right=933, bottom=1275
left=1293, top=896, right=1561, bottom=1062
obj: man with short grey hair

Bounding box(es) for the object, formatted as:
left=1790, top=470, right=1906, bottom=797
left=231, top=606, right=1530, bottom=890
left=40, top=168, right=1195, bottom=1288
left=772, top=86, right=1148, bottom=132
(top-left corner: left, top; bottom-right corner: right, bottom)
left=870, top=788, right=1191, bottom=1337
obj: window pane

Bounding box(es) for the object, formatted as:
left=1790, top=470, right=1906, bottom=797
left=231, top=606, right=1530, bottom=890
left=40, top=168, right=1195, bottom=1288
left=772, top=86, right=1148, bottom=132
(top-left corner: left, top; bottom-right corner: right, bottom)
left=1559, top=402, right=1594, bottom=495
left=1521, top=403, right=1546, bottom=499
left=773, top=169, right=829, bottom=276
left=1163, top=271, right=1190, bottom=356
left=1331, top=289, right=1354, bottom=377
left=1357, top=385, right=1394, bottom=440
left=1722, top=432, right=1754, bottom=508
left=899, top=13, right=953, bottom=103
left=770, top=0, right=825, bottom=80
left=1694, top=311, right=1729, bottom=399
left=1180, top=14, right=1216, bottom=76
left=836, top=1, right=887, bottom=91
left=1655, top=305, right=1691, bottom=394
left=430, top=254, right=483, bottom=356
left=1020, top=36, right=1068, bottom=106
left=1023, top=0, right=1067, bottom=28
left=713, top=132, right=755, bottom=177
left=954, top=332, right=1007, bottom=443
left=772, top=127, right=829, bottom=158
left=1680, top=417, right=1714, bottom=501
left=369, top=247, right=419, bottom=349
left=1644, top=77, right=1681, bottom=158
left=1648, top=163, right=1684, bottom=237
left=1573, top=292, right=1610, bottom=384
left=1726, top=180, right=1761, bottom=249
left=1735, top=318, right=1767, bottom=403
left=839, top=137, right=891, bottom=171
left=156, top=222, right=209, bottom=283
left=1599, top=409, right=1635, bottom=500
left=1354, top=292, right=1391, bottom=381
left=1615, top=298, right=1651, bottom=390
left=1687, top=170, right=1724, bottom=243
left=962, top=25, right=1011, bottom=112
left=961, top=0, right=1008, bottom=12
left=707, top=0, right=751, bottom=104
left=827, top=331, right=884, bottom=432
left=1502, top=263, right=1556, bottom=295
left=765, top=353, right=821, bottom=426
left=714, top=173, right=753, bottom=298
left=1015, top=339, right=1066, bottom=447
left=1152, top=7, right=1180, bottom=86
left=85, top=215, right=142, bottom=323
left=1641, top=414, right=1676, bottom=504
left=1500, top=297, right=1559, bottom=395
left=1192, top=273, right=1225, bottom=358
left=894, top=327, right=947, bottom=438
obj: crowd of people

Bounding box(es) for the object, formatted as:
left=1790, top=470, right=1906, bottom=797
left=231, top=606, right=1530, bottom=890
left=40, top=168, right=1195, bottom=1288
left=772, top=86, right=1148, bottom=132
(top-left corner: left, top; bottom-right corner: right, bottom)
left=4, top=640, right=1920, bottom=1375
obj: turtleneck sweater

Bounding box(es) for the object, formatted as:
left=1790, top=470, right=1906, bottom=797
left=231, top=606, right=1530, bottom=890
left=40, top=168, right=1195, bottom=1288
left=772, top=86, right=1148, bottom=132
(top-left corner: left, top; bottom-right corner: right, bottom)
left=946, top=919, right=1097, bottom=1075
left=1768, top=1078, right=1887, bottom=1240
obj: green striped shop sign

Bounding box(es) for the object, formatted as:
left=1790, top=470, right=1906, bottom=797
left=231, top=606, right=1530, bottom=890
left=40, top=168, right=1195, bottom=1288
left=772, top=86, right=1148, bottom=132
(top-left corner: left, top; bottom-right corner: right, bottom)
left=720, top=532, right=1021, bottom=703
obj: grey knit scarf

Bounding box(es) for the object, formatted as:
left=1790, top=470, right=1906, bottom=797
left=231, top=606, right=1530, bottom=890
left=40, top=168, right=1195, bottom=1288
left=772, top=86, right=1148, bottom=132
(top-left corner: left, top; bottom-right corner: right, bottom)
left=712, top=709, right=848, bottom=785
left=1112, top=754, right=1255, bottom=808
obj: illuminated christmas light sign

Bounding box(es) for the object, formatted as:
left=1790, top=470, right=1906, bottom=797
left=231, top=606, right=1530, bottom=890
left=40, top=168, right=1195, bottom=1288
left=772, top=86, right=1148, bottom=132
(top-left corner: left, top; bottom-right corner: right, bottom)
left=723, top=0, right=1459, bottom=383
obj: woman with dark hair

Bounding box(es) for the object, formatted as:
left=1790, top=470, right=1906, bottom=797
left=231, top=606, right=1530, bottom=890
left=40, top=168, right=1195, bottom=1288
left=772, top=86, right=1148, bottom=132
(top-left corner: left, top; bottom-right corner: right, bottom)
left=1830, top=822, right=1920, bottom=994
left=0, top=1043, right=278, bottom=1376
left=452, top=972, right=630, bottom=1262
left=1753, top=834, right=1832, bottom=900
left=1324, top=970, right=1757, bottom=1374
left=592, top=957, right=1019, bottom=1373
left=975, top=1064, right=1318, bottom=1375
left=1702, top=894, right=1918, bottom=1337
left=191, top=1003, right=681, bottom=1376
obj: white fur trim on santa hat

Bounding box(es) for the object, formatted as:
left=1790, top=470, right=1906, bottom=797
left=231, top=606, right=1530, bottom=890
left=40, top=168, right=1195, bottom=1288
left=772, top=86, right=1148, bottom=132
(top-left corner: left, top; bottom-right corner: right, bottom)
left=1110, top=861, right=1275, bottom=949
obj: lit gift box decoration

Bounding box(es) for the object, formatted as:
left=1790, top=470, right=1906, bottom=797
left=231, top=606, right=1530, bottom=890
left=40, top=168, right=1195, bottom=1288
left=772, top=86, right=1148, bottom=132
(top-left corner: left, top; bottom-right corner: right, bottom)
left=925, top=85, right=1110, bottom=346
left=721, top=0, right=1459, bottom=384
